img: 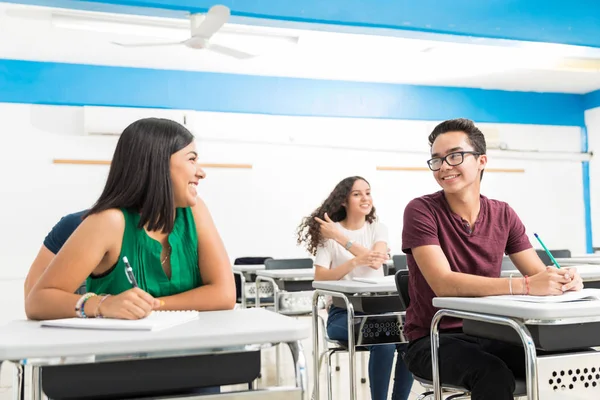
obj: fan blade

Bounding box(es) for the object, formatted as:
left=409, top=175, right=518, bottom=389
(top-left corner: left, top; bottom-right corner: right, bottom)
left=191, top=5, right=230, bottom=39
left=207, top=43, right=255, bottom=59
left=112, top=41, right=184, bottom=47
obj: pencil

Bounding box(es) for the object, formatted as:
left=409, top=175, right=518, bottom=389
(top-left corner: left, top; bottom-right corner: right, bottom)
left=533, top=233, right=561, bottom=269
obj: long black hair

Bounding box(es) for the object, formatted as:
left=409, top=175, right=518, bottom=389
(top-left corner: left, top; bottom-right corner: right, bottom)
left=296, top=176, right=376, bottom=255
left=86, top=118, right=194, bottom=233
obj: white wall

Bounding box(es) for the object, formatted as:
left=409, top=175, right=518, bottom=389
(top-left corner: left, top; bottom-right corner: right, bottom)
left=0, top=103, right=588, bottom=319
left=585, top=107, right=600, bottom=249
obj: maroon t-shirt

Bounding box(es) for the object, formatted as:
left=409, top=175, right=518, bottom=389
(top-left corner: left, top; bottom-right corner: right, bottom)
left=401, top=191, right=532, bottom=341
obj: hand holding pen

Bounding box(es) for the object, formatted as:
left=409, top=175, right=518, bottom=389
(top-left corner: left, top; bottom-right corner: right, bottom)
left=527, top=233, right=584, bottom=294
left=85, top=257, right=161, bottom=319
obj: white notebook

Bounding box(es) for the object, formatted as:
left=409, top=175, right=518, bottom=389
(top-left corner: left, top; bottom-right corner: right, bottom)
left=353, top=275, right=395, bottom=285
left=40, top=311, right=199, bottom=331
left=486, top=288, right=600, bottom=304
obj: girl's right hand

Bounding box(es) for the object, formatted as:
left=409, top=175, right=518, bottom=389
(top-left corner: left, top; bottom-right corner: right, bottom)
left=98, top=288, right=161, bottom=319
left=354, top=251, right=389, bottom=270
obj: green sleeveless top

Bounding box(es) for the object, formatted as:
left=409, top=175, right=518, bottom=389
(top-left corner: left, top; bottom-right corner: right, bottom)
left=86, top=207, right=203, bottom=297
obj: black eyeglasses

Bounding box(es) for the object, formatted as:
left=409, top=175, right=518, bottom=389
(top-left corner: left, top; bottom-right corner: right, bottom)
left=427, top=151, right=481, bottom=171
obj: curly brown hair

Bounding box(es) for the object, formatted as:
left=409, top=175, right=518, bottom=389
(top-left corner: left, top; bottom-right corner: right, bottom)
left=296, top=176, right=376, bottom=256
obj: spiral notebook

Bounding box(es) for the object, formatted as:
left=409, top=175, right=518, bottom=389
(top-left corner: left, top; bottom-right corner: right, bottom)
left=40, top=311, right=199, bottom=331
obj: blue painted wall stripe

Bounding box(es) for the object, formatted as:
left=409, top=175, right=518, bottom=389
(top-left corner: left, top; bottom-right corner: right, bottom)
left=581, top=127, right=594, bottom=254
left=584, top=89, right=600, bottom=111
left=0, top=59, right=586, bottom=126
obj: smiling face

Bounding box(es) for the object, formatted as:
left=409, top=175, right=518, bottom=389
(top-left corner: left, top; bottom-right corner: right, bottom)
left=430, top=130, right=487, bottom=195
left=344, top=179, right=373, bottom=217
left=169, top=141, right=206, bottom=208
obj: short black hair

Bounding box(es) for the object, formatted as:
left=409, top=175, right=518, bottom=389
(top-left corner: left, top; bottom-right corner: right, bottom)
left=428, top=118, right=486, bottom=180
left=86, top=118, right=195, bottom=233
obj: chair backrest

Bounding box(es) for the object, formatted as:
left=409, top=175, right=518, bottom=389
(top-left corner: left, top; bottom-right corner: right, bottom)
left=394, top=269, right=410, bottom=309
left=535, top=249, right=571, bottom=266
left=75, top=283, right=87, bottom=295
left=234, top=257, right=272, bottom=265
left=233, top=257, right=273, bottom=301
left=501, top=256, right=516, bottom=271
left=265, top=258, right=313, bottom=270
left=392, top=254, right=408, bottom=271
left=382, top=262, right=391, bottom=276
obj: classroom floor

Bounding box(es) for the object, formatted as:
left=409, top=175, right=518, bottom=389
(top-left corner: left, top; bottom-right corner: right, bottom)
left=0, top=314, right=428, bottom=399
left=248, top=315, right=427, bottom=400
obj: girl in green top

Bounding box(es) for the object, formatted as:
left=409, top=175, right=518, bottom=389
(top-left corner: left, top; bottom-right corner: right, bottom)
left=26, top=118, right=235, bottom=320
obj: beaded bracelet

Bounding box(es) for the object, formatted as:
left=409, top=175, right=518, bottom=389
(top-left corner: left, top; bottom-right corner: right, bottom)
left=75, top=293, right=97, bottom=318
left=94, top=294, right=111, bottom=318
left=524, top=275, right=530, bottom=295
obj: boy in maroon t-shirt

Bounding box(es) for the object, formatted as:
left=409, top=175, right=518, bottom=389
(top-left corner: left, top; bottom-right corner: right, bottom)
left=401, top=118, right=583, bottom=400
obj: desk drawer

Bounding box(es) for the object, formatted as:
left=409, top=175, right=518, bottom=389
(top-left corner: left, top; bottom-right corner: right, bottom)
left=332, top=295, right=404, bottom=314
left=463, top=320, right=600, bottom=351
left=41, top=351, right=260, bottom=399
left=538, top=351, right=600, bottom=399
left=355, top=314, right=406, bottom=345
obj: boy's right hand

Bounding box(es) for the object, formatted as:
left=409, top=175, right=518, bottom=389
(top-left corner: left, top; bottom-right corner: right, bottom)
left=528, top=266, right=575, bottom=296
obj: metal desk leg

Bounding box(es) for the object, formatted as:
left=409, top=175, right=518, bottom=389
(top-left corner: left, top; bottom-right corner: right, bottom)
left=287, top=340, right=308, bottom=400
left=12, top=363, right=24, bottom=400
left=431, top=309, right=538, bottom=400
left=31, top=366, right=42, bottom=400
left=256, top=276, right=281, bottom=384
left=312, top=291, right=321, bottom=400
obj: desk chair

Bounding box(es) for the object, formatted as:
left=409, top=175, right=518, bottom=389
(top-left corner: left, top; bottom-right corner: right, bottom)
left=394, top=270, right=526, bottom=399
left=393, top=254, right=408, bottom=272
left=265, top=258, right=313, bottom=270
left=259, top=258, right=315, bottom=383
left=233, top=257, right=273, bottom=308
left=501, top=256, right=516, bottom=271
left=75, top=283, right=86, bottom=295
left=536, top=249, right=571, bottom=266
left=314, top=314, right=370, bottom=400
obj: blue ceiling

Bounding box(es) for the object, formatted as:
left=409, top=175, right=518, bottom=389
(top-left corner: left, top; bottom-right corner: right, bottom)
left=5, top=0, right=600, bottom=48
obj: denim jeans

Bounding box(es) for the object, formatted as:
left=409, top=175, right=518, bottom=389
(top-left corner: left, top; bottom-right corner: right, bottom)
left=327, top=306, right=413, bottom=400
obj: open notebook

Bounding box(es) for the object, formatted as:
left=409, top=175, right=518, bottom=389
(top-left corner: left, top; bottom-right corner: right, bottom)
left=487, top=288, right=600, bottom=304
left=353, top=275, right=395, bottom=285
left=40, top=311, right=199, bottom=331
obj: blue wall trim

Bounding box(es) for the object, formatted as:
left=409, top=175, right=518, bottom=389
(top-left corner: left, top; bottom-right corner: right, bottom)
left=0, top=59, right=586, bottom=126
left=584, top=89, right=600, bottom=111
left=581, top=127, right=594, bottom=253
left=9, top=0, right=600, bottom=48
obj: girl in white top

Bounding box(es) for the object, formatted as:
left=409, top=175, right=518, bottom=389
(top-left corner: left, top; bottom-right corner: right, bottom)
left=297, top=176, right=413, bottom=400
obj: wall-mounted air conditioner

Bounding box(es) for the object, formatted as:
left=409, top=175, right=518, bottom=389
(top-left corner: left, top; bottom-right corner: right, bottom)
left=82, top=106, right=187, bottom=136
left=481, top=126, right=508, bottom=150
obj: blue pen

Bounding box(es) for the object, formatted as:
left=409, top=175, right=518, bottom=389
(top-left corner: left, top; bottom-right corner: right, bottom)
left=533, top=233, right=561, bottom=269
left=123, top=256, right=139, bottom=287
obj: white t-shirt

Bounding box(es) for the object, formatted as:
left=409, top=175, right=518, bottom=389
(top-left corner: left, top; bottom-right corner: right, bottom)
left=314, top=221, right=389, bottom=281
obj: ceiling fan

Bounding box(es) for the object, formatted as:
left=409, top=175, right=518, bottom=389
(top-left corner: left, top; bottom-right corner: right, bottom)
left=112, top=5, right=254, bottom=59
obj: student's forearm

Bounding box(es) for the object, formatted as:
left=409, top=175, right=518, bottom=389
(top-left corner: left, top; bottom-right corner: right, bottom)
left=332, top=234, right=369, bottom=257
left=434, top=272, right=526, bottom=297
left=25, top=289, right=80, bottom=320
left=158, top=284, right=236, bottom=311
left=315, top=260, right=357, bottom=281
